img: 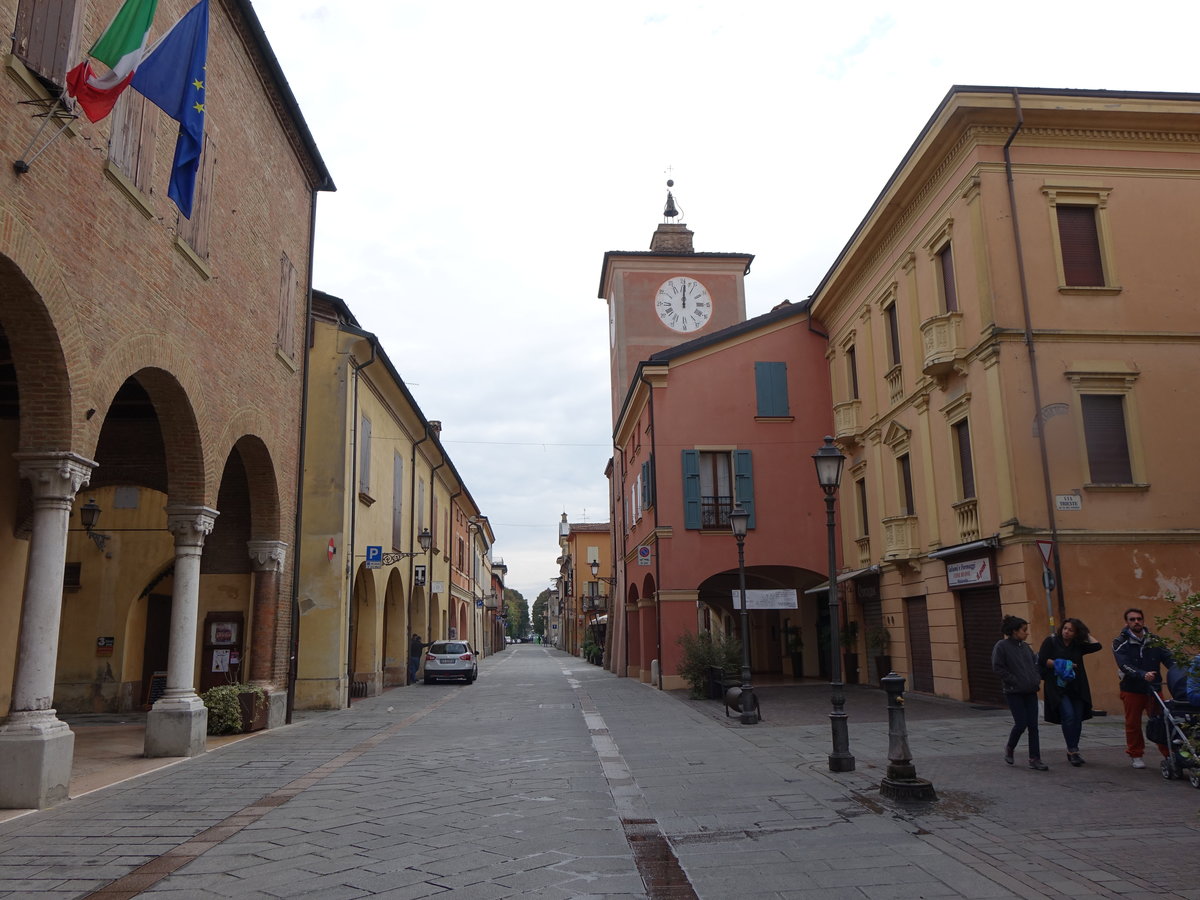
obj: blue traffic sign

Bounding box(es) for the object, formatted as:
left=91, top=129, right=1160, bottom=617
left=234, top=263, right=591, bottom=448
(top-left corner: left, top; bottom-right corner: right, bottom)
left=366, top=546, right=382, bottom=563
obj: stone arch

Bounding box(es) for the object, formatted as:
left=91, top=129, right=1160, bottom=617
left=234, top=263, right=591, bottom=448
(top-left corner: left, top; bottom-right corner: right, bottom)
left=350, top=563, right=379, bottom=695
left=408, top=583, right=427, bottom=641
left=641, top=573, right=657, bottom=600
left=382, top=568, right=406, bottom=686
left=214, top=416, right=282, bottom=540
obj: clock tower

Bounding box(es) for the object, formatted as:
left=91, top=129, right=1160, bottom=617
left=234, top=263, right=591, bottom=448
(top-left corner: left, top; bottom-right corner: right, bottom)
left=598, top=184, right=754, bottom=423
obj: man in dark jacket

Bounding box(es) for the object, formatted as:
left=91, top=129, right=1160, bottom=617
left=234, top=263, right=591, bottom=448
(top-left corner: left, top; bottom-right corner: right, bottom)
left=1112, top=607, right=1173, bottom=767
left=408, top=633, right=426, bottom=685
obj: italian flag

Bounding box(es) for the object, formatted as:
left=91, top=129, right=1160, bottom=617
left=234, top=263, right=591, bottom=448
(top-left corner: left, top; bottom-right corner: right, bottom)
left=66, top=0, right=159, bottom=122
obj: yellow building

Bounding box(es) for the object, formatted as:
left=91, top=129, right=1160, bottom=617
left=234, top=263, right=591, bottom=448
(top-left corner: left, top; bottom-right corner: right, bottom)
left=295, top=293, right=492, bottom=708
left=555, top=516, right=612, bottom=660
left=811, top=86, right=1200, bottom=714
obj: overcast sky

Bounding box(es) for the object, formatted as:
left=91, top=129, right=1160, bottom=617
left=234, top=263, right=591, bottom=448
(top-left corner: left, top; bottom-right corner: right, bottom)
left=247, top=0, right=1197, bottom=602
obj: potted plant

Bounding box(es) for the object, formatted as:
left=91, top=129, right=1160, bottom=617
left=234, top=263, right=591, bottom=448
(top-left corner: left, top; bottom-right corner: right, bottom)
left=865, top=625, right=892, bottom=683
left=840, top=621, right=860, bottom=685
left=200, top=683, right=267, bottom=735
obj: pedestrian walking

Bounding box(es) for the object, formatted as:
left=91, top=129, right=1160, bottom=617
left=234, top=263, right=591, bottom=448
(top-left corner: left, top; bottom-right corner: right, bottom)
left=1113, top=607, right=1174, bottom=767
left=1037, top=617, right=1102, bottom=766
left=408, top=633, right=426, bottom=685
left=992, top=615, right=1048, bottom=770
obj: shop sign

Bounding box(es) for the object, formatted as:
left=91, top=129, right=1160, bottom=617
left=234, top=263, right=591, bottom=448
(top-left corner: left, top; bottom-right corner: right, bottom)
left=731, top=589, right=798, bottom=610
left=946, top=556, right=993, bottom=588
left=96, top=636, right=114, bottom=657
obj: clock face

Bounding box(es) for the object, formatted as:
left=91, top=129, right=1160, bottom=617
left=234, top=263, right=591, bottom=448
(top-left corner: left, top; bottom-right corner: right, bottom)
left=655, top=277, right=713, bottom=333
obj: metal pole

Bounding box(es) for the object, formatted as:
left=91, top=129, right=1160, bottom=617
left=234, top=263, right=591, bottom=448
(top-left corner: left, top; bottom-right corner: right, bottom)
left=736, top=536, right=758, bottom=725
left=826, top=489, right=854, bottom=771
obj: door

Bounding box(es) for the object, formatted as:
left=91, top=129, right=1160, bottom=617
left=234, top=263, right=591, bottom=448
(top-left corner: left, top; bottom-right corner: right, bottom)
left=905, top=596, right=934, bottom=693
left=141, top=593, right=171, bottom=709
left=959, top=586, right=1004, bottom=705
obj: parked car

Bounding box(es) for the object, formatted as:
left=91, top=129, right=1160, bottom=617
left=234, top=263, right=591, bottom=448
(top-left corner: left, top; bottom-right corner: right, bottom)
left=424, top=641, right=478, bottom=684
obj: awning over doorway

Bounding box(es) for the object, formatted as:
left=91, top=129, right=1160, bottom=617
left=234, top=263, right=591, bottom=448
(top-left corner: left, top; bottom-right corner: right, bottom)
left=803, top=565, right=881, bottom=595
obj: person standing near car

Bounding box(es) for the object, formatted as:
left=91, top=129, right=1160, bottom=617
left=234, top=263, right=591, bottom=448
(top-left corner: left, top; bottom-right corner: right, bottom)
left=992, top=615, right=1049, bottom=770
left=408, top=632, right=426, bottom=685
left=1037, top=617, right=1102, bottom=766
left=1113, top=607, right=1174, bottom=767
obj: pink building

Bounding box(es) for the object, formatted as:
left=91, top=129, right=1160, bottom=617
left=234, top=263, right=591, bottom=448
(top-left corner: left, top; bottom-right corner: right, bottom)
left=600, top=206, right=834, bottom=690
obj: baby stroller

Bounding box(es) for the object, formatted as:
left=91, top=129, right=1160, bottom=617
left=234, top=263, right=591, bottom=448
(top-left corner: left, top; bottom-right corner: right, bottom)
left=1147, top=666, right=1200, bottom=788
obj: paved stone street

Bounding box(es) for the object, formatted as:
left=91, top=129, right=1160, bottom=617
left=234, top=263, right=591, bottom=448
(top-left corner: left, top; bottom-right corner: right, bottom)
left=1, top=646, right=1198, bottom=899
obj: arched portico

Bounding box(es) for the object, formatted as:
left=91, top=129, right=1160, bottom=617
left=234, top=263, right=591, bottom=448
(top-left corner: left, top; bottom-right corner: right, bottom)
left=383, top=569, right=407, bottom=686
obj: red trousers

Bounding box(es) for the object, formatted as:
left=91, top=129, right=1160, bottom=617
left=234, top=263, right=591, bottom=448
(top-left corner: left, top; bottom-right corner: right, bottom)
left=1121, top=690, right=1169, bottom=758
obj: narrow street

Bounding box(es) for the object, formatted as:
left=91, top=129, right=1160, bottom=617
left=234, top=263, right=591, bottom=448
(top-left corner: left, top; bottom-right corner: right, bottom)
left=1, top=646, right=1198, bottom=899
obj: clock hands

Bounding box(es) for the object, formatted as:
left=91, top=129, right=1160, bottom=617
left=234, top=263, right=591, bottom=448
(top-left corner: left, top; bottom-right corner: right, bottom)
left=680, top=281, right=688, bottom=310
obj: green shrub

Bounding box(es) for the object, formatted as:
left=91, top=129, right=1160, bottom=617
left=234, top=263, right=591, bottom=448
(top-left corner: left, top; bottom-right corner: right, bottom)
left=200, top=683, right=264, bottom=735
left=676, top=630, right=741, bottom=699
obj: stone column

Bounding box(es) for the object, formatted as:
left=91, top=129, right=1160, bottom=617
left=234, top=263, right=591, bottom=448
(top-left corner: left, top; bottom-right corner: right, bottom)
left=0, top=452, right=95, bottom=809
left=248, top=540, right=287, bottom=728
left=145, top=505, right=218, bottom=758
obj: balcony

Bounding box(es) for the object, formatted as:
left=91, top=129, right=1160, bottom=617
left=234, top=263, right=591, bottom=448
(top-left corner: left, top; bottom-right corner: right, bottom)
left=834, top=399, right=863, bottom=444
left=953, top=498, right=980, bottom=543
left=881, top=515, right=919, bottom=561
left=885, top=365, right=904, bottom=406
left=920, top=312, right=967, bottom=380
left=701, top=495, right=733, bottom=529
left=855, top=536, right=871, bottom=567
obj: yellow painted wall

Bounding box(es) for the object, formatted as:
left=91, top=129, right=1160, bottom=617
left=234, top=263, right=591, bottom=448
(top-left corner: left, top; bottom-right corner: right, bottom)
left=0, top=425, right=28, bottom=717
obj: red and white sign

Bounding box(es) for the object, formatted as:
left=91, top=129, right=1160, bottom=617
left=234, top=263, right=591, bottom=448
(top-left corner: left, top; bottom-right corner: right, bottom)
left=947, top=557, right=992, bottom=588
left=1036, top=540, right=1054, bottom=568
left=327, top=538, right=336, bottom=562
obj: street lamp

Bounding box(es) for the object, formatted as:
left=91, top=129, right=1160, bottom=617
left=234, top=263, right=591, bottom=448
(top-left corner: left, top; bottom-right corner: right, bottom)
left=729, top=504, right=757, bottom=725
left=589, top=559, right=617, bottom=585
left=813, top=435, right=853, bottom=771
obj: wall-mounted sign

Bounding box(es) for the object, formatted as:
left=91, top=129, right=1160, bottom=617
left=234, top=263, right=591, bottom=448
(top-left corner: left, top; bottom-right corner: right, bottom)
left=96, top=636, right=114, bottom=657
left=946, top=556, right=993, bottom=588
left=637, top=545, right=652, bottom=566
left=432, top=581, right=445, bottom=593
left=414, top=565, right=426, bottom=586
left=366, top=545, right=382, bottom=569
left=731, top=589, right=798, bottom=610
left=1055, top=494, right=1082, bottom=511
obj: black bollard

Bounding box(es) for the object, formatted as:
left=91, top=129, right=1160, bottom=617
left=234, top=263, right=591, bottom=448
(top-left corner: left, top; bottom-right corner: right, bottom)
left=879, top=672, right=936, bottom=801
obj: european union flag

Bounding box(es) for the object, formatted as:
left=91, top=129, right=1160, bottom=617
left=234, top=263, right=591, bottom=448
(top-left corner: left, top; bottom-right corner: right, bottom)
left=131, top=0, right=208, bottom=218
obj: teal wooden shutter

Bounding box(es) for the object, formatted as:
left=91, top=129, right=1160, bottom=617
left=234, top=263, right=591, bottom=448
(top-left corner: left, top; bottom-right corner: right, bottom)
left=682, top=450, right=701, bottom=529
left=641, top=458, right=655, bottom=508
left=734, top=450, right=755, bottom=528
left=755, top=362, right=789, bottom=416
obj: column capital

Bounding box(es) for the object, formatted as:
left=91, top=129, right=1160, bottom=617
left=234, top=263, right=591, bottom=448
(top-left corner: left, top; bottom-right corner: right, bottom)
left=165, top=506, right=219, bottom=547
left=248, top=540, right=288, bottom=572
left=14, top=452, right=96, bottom=503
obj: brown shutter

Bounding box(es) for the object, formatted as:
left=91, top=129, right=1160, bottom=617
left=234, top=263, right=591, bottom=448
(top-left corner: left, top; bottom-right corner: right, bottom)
left=955, top=420, right=975, bottom=499
left=904, top=597, right=933, bottom=693
left=179, top=133, right=216, bottom=258
left=886, top=303, right=901, bottom=366
left=938, top=244, right=959, bottom=312
left=959, top=587, right=1004, bottom=705
left=898, top=454, right=914, bottom=515
left=1057, top=205, right=1105, bottom=286
left=1081, top=394, right=1132, bottom=483
left=13, top=0, right=82, bottom=84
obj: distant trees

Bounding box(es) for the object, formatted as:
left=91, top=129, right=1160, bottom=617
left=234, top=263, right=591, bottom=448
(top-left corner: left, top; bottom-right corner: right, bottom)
left=504, top=588, right=530, bottom=639
left=532, top=588, right=550, bottom=638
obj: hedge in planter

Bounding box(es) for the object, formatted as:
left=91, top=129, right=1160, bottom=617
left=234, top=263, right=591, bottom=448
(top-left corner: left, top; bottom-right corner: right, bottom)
left=200, top=683, right=266, bottom=735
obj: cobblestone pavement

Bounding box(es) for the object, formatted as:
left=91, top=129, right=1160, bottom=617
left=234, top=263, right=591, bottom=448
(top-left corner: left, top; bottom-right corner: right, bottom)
left=0, top=646, right=1197, bottom=898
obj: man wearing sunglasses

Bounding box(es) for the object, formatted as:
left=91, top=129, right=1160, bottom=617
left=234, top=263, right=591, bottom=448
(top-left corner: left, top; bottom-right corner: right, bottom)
left=1112, top=608, right=1174, bottom=767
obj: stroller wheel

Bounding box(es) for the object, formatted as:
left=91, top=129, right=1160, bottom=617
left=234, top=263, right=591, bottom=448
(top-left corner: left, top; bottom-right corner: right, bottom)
left=1160, top=759, right=1174, bottom=780
left=1189, top=771, right=1200, bottom=789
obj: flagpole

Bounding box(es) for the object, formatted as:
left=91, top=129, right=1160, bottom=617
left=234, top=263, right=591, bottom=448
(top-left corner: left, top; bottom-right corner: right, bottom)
left=13, top=96, right=77, bottom=174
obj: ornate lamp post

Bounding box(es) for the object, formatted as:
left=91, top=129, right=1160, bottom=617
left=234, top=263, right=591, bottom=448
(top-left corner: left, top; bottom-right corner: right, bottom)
left=729, top=504, right=757, bottom=725
left=813, top=435, right=853, bottom=771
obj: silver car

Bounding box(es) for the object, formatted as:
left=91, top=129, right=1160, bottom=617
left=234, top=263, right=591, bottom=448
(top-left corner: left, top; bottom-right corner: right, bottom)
left=423, top=641, right=478, bottom=684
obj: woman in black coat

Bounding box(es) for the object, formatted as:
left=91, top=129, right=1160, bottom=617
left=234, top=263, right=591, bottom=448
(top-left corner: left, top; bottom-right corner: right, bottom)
left=1038, top=617, right=1103, bottom=767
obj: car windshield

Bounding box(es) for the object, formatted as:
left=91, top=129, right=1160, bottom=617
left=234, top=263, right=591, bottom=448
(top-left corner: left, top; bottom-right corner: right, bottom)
left=431, top=642, right=468, bottom=655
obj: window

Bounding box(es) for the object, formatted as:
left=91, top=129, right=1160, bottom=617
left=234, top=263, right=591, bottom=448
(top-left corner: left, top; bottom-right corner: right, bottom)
left=1056, top=206, right=1104, bottom=287
left=754, top=362, right=790, bottom=417
left=456, top=537, right=465, bottom=571
left=358, top=415, right=372, bottom=496
left=936, top=244, right=959, bottom=312
left=417, top=479, right=425, bottom=531
left=897, top=454, right=914, bottom=516
left=178, top=133, right=216, bottom=258
left=630, top=475, right=642, bottom=524
left=391, top=453, right=403, bottom=550
left=276, top=253, right=299, bottom=360
left=855, top=478, right=869, bottom=537
left=952, top=419, right=976, bottom=500
left=847, top=346, right=860, bottom=400
left=682, top=449, right=755, bottom=529
left=13, top=0, right=82, bottom=84
left=109, top=90, right=156, bottom=193
left=1081, top=395, right=1133, bottom=483
left=431, top=495, right=440, bottom=552
left=884, top=302, right=901, bottom=367
left=640, top=457, right=655, bottom=509
left=1043, top=185, right=1118, bottom=292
